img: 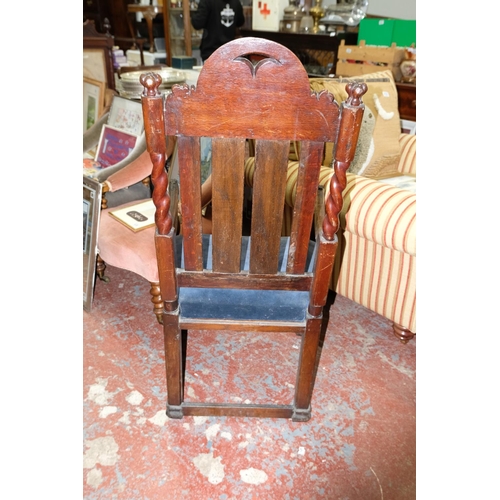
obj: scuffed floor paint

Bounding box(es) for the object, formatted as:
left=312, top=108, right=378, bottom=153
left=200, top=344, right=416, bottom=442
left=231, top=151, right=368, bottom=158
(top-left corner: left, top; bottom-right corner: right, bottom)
left=193, top=452, right=226, bottom=484
left=84, top=265, right=416, bottom=499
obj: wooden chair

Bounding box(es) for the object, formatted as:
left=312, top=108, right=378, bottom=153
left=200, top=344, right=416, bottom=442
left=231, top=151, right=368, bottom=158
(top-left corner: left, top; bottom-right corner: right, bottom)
left=141, top=37, right=367, bottom=421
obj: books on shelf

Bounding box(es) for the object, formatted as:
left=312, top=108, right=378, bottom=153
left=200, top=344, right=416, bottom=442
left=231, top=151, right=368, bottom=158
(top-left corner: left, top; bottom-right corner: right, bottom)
left=108, top=199, right=156, bottom=232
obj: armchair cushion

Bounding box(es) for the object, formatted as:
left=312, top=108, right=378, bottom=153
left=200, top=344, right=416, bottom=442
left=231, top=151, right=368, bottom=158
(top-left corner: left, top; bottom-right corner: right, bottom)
left=310, top=70, right=402, bottom=179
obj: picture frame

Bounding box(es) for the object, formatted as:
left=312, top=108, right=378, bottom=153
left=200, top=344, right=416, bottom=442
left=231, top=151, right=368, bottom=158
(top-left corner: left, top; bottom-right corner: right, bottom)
left=83, top=176, right=102, bottom=312
left=83, top=21, right=115, bottom=90
left=95, top=124, right=138, bottom=167
left=83, top=49, right=108, bottom=85
left=109, top=199, right=156, bottom=232
left=400, top=119, right=416, bottom=135
left=108, top=96, right=144, bottom=136
left=83, top=77, right=105, bottom=132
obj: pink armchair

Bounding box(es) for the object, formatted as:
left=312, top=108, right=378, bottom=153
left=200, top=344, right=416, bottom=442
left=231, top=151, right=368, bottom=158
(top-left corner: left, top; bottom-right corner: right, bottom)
left=96, top=150, right=166, bottom=322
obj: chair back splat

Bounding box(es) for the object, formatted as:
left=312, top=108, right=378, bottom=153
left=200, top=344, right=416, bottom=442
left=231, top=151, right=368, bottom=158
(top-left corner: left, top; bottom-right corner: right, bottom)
left=140, top=37, right=367, bottom=421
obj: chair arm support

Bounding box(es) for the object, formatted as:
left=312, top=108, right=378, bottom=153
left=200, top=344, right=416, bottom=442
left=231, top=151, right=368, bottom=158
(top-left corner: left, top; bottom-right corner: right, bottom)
left=104, top=149, right=153, bottom=192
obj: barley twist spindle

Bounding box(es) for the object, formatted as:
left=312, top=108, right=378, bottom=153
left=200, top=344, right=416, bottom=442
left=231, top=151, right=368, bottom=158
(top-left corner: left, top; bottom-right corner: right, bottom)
left=140, top=73, right=172, bottom=235
left=323, top=81, right=368, bottom=241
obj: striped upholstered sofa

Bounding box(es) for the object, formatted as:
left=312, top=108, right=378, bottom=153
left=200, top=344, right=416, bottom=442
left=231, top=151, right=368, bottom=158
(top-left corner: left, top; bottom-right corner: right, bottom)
left=263, top=132, right=416, bottom=343
left=278, top=72, right=416, bottom=343
left=330, top=133, right=416, bottom=342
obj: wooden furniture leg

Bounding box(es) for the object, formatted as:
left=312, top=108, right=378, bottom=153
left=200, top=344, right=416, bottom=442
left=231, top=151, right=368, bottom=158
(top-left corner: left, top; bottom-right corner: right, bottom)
left=149, top=282, right=163, bottom=324
left=96, top=254, right=109, bottom=282
left=143, top=11, right=156, bottom=53
left=164, top=311, right=184, bottom=418
left=292, top=316, right=322, bottom=421
left=393, top=323, right=415, bottom=343
left=125, top=11, right=139, bottom=50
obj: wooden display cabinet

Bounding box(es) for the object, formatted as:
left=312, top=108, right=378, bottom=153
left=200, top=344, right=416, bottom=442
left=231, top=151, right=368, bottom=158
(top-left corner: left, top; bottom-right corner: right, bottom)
left=396, top=82, right=416, bottom=121
left=168, top=5, right=203, bottom=61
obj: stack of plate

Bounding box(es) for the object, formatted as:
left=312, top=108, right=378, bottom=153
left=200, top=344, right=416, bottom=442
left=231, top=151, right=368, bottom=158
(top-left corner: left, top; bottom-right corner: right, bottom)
left=117, top=69, right=187, bottom=99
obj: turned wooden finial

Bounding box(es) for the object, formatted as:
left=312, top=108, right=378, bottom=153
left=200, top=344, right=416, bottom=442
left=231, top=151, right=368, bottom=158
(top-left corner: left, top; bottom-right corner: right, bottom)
left=140, top=72, right=163, bottom=97
left=345, top=82, right=368, bottom=107
left=323, top=82, right=368, bottom=241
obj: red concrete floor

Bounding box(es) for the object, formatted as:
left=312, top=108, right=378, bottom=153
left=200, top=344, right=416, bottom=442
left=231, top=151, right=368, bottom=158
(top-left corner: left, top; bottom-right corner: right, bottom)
left=83, top=265, right=416, bottom=499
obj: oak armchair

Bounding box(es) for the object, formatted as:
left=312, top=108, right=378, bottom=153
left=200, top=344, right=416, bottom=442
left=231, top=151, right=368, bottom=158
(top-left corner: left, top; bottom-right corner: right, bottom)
left=140, top=37, right=367, bottom=420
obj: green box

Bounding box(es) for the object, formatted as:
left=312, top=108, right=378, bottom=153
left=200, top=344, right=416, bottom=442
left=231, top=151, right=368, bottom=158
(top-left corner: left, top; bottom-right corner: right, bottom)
left=392, top=20, right=416, bottom=47
left=358, top=18, right=396, bottom=46
left=358, top=18, right=416, bottom=48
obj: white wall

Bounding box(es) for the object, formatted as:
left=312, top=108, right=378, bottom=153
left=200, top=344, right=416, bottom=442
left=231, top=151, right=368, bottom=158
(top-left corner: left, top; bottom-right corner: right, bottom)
left=366, top=0, right=416, bottom=20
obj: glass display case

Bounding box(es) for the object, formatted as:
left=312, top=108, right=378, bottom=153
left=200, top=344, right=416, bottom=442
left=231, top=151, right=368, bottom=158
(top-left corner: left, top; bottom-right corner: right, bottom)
left=167, top=4, right=203, bottom=64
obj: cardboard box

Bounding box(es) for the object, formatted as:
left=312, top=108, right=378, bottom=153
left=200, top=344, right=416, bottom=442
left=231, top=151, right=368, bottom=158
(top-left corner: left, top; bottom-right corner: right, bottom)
left=252, top=0, right=289, bottom=31
left=126, top=49, right=166, bottom=66
left=336, top=40, right=405, bottom=81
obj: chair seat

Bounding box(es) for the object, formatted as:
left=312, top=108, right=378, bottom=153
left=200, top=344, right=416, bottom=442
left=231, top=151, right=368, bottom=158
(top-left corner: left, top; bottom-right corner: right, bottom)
left=98, top=200, right=158, bottom=283
left=179, top=287, right=309, bottom=323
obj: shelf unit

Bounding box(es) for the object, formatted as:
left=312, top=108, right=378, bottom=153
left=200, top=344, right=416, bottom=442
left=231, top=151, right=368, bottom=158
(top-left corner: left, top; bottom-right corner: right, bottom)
left=168, top=6, right=203, bottom=62
left=159, top=0, right=203, bottom=65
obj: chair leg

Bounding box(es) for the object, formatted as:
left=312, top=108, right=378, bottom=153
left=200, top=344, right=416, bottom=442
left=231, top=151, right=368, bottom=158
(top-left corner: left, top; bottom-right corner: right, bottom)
left=95, top=255, right=109, bottom=282
left=149, top=282, right=163, bottom=324
left=393, top=323, right=415, bottom=343
left=292, top=316, right=322, bottom=422
left=163, top=311, right=184, bottom=418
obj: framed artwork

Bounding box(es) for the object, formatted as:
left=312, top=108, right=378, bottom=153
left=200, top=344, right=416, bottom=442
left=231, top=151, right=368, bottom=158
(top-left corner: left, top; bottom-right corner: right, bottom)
left=108, top=96, right=144, bottom=136
left=83, top=49, right=107, bottom=84
left=83, top=77, right=105, bottom=132
left=95, top=124, right=138, bottom=167
left=109, top=199, right=156, bottom=232
left=83, top=176, right=102, bottom=312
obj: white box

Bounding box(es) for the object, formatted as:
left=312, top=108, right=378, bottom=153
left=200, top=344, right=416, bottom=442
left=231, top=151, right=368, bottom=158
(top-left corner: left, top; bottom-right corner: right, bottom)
left=252, top=0, right=289, bottom=31
left=126, top=49, right=167, bottom=66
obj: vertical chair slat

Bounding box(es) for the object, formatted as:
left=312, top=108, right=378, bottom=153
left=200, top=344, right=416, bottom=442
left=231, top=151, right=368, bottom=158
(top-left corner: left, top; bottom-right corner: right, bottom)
left=211, top=137, right=246, bottom=273
left=178, top=135, right=203, bottom=271
left=287, top=141, right=324, bottom=274
left=249, top=140, right=290, bottom=275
